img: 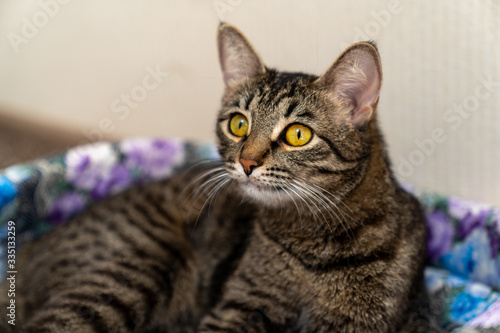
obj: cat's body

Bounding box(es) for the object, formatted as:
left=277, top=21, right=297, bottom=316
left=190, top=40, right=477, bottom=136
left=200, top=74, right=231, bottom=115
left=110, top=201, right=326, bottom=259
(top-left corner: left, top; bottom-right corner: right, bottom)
left=1, top=24, right=433, bottom=332
left=2, top=166, right=255, bottom=332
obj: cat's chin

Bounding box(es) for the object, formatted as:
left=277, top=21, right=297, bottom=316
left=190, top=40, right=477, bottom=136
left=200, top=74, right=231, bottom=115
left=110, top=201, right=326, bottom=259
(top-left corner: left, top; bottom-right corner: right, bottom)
left=238, top=182, right=292, bottom=207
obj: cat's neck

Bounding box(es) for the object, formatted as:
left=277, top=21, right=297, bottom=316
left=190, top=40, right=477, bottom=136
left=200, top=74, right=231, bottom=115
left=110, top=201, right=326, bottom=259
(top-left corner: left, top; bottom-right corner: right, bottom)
left=256, top=118, right=401, bottom=268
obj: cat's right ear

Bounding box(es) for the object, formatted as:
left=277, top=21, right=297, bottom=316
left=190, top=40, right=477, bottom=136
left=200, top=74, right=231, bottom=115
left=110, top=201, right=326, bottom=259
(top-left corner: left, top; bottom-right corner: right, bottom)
left=217, top=23, right=266, bottom=91
left=316, top=42, right=382, bottom=128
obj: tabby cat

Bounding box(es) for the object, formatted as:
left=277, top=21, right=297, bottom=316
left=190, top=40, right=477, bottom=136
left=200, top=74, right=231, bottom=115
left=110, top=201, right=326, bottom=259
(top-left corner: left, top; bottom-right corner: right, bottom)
left=1, top=23, right=434, bottom=332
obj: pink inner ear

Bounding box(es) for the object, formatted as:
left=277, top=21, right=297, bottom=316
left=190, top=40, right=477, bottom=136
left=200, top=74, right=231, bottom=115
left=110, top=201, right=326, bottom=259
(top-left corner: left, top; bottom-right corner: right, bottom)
left=218, top=27, right=265, bottom=88
left=328, top=47, right=381, bottom=127
left=338, top=54, right=380, bottom=107
left=355, top=54, right=380, bottom=108
left=220, top=51, right=241, bottom=86
left=221, top=51, right=259, bottom=87
left=219, top=42, right=242, bottom=86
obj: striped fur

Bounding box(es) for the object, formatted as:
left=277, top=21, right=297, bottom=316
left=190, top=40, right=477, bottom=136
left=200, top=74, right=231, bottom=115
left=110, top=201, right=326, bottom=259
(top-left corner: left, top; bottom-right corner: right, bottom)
left=1, top=165, right=257, bottom=332
left=8, top=168, right=204, bottom=332
left=1, top=24, right=437, bottom=332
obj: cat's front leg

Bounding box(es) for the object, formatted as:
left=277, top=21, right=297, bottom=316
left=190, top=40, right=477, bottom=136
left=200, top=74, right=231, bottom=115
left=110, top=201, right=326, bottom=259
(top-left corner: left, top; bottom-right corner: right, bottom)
left=197, top=263, right=299, bottom=333
left=198, top=290, right=295, bottom=332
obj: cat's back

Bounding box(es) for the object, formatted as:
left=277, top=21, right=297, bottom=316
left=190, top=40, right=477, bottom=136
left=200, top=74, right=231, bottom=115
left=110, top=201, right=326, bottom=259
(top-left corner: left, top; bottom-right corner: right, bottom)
left=12, top=167, right=207, bottom=332
left=10, top=162, right=257, bottom=332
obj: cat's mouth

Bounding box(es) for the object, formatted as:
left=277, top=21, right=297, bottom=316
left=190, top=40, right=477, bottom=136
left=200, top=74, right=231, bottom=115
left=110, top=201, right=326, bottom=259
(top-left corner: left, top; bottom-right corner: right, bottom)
left=225, top=165, right=291, bottom=205
left=239, top=179, right=287, bottom=205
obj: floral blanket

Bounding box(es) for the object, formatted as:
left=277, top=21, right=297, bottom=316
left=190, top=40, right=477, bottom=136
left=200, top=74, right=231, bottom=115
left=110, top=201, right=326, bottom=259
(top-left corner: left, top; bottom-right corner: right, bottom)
left=0, top=138, right=499, bottom=332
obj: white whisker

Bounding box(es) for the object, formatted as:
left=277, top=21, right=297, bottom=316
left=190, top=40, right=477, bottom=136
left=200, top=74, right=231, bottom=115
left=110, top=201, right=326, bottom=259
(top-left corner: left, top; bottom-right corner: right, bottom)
left=291, top=178, right=358, bottom=240
left=276, top=183, right=303, bottom=222
left=290, top=182, right=335, bottom=235
left=306, top=182, right=359, bottom=227
left=188, top=169, right=227, bottom=203
left=192, top=176, right=231, bottom=232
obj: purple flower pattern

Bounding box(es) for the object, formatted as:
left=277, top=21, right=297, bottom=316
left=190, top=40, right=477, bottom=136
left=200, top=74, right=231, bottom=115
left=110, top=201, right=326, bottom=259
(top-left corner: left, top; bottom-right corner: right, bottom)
left=65, top=143, right=132, bottom=200
left=47, top=192, right=86, bottom=224
left=427, top=211, right=454, bottom=262
left=65, top=143, right=120, bottom=191
left=423, top=194, right=500, bottom=291
left=91, top=164, right=130, bottom=200
left=457, top=209, right=490, bottom=239
left=121, top=138, right=184, bottom=179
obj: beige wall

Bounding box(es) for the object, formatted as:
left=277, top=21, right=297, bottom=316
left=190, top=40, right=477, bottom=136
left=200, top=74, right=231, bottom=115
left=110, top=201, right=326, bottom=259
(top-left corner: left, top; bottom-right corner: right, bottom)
left=0, top=0, right=499, bottom=205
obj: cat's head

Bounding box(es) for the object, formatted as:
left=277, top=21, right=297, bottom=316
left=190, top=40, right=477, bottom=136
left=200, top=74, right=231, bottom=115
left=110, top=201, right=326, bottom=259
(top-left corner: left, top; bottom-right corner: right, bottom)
left=215, top=24, right=383, bottom=207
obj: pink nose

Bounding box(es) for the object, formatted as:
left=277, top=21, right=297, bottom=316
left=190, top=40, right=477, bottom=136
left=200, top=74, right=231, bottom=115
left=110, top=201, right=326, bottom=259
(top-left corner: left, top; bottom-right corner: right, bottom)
left=239, top=158, right=259, bottom=176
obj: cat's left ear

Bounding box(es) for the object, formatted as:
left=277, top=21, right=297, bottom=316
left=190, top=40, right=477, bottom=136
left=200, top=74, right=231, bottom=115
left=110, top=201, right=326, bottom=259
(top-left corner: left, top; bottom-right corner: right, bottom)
left=317, top=42, right=382, bottom=128
left=217, top=23, right=266, bottom=90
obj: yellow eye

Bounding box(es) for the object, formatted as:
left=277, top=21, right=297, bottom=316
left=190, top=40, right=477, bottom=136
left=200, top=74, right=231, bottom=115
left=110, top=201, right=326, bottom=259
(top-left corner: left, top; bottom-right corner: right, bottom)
left=229, top=114, right=249, bottom=137
left=285, top=124, right=312, bottom=146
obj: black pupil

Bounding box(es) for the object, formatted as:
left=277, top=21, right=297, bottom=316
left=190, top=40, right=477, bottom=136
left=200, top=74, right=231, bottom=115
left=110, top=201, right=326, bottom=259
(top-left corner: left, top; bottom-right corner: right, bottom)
left=238, top=120, right=244, bottom=129
left=296, top=129, right=302, bottom=140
